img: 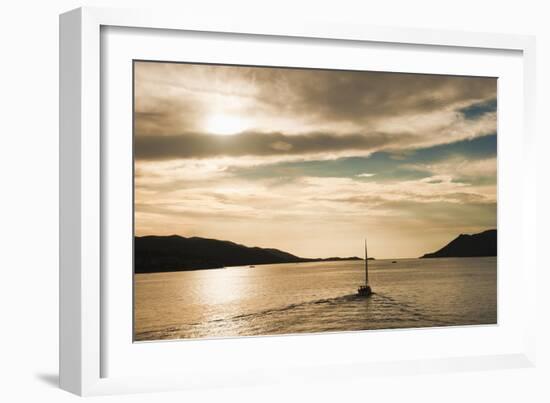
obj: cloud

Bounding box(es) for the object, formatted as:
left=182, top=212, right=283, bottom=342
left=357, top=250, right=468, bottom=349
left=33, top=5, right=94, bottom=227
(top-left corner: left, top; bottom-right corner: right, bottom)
left=134, top=131, right=400, bottom=160
left=134, top=62, right=497, bottom=167
left=135, top=159, right=496, bottom=258
left=406, top=157, right=497, bottom=187
left=135, top=128, right=496, bottom=163
left=227, top=134, right=496, bottom=183
left=134, top=61, right=497, bottom=138
left=272, top=70, right=496, bottom=125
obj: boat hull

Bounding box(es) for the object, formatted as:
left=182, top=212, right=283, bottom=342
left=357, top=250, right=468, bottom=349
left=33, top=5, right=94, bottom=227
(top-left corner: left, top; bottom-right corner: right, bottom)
left=357, top=285, right=372, bottom=297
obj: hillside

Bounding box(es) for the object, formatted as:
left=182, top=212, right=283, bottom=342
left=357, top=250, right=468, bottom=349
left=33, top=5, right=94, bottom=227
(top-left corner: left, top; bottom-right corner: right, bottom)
left=135, top=235, right=360, bottom=273
left=420, top=229, right=497, bottom=259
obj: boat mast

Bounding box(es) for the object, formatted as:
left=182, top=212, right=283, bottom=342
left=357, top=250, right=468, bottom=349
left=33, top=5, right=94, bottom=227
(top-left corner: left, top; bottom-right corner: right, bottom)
left=365, top=238, right=369, bottom=286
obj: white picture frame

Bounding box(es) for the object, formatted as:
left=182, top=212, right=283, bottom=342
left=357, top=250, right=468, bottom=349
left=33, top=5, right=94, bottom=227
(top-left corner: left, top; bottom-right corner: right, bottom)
left=59, top=6, right=537, bottom=396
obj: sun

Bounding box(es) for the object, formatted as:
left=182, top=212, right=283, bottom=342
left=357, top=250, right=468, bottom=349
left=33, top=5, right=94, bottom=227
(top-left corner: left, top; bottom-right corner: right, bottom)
left=205, top=114, right=246, bottom=135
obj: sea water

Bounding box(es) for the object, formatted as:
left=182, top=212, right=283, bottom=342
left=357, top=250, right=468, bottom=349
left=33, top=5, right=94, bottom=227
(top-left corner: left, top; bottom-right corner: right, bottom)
left=134, top=257, right=496, bottom=341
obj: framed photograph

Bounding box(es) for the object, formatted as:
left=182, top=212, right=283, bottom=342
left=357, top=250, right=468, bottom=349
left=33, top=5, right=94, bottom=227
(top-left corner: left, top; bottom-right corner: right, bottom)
left=60, top=7, right=537, bottom=396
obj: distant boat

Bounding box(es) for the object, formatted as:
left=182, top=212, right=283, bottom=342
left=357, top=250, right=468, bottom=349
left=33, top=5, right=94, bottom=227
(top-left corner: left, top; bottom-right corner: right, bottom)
left=357, top=238, right=373, bottom=297
left=249, top=265, right=255, bottom=268
left=392, top=261, right=397, bottom=264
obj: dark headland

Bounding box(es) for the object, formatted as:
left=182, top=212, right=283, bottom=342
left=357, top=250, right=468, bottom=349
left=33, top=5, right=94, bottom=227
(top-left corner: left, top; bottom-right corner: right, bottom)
left=135, top=235, right=362, bottom=273
left=420, top=229, right=497, bottom=259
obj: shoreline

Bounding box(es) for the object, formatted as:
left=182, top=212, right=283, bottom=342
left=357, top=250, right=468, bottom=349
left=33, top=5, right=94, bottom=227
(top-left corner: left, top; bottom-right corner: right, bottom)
left=134, top=256, right=497, bottom=275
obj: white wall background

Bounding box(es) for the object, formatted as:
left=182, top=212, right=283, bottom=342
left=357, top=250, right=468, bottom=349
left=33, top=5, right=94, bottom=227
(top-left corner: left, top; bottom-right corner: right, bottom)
left=0, top=1, right=548, bottom=402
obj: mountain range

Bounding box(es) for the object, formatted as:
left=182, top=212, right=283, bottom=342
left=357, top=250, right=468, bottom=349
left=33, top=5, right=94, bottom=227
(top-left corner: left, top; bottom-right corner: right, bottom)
left=134, top=235, right=361, bottom=273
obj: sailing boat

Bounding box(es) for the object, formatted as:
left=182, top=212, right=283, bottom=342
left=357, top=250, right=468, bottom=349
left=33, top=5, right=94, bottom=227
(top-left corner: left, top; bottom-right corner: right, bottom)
left=357, top=238, right=373, bottom=297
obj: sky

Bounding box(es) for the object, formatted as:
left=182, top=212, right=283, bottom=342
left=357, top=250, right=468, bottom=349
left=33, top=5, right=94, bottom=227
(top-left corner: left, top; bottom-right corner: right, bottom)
left=134, top=61, right=497, bottom=259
